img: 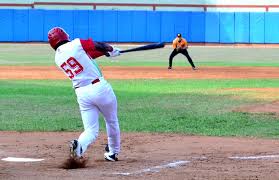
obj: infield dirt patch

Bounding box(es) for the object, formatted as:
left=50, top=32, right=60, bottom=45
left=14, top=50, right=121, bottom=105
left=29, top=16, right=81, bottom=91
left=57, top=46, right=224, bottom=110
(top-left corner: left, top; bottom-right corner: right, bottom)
left=2, top=66, right=279, bottom=79
left=1, top=132, right=279, bottom=180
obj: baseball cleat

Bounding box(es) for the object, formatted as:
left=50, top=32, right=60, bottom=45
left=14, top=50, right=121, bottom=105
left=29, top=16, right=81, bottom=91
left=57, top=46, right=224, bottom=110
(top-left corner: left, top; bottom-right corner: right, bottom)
left=104, top=152, right=118, bottom=162
left=69, top=139, right=83, bottom=158
left=168, top=67, right=172, bottom=70
left=192, top=67, right=198, bottom=70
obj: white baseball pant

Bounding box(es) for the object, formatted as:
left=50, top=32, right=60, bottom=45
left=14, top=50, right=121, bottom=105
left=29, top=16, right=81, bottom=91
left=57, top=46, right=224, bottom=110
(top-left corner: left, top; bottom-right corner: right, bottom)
left=75, top=77, right=120, bottom=156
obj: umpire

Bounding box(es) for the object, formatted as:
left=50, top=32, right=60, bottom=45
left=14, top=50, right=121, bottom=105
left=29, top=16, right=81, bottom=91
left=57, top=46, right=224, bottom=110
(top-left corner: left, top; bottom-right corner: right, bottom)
left=168, top=33, right=197, bottom=70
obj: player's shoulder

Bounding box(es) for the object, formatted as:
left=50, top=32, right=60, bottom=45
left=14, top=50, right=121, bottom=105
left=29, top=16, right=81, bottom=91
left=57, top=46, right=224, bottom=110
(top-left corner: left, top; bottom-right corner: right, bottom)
left=66, top=38, right=84, bottom=51
left=71, top=38, right=82, bottom=45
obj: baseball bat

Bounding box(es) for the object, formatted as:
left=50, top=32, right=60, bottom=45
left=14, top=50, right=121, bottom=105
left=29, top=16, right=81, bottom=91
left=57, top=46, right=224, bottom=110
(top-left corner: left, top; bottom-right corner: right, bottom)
left=119, top=42, right=165, bottom=53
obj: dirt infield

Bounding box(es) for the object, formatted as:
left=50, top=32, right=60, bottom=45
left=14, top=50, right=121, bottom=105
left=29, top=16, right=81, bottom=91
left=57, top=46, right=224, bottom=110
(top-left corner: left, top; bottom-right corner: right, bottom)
left=2, top=66, right=279, bottom=79
left=1, top=132, right=279, bottom=180
left=1, top=66, right=279, bottom=179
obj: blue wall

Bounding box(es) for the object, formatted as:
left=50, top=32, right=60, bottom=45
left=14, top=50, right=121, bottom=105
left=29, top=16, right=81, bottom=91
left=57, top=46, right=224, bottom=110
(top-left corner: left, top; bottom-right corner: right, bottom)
left=2, top=9, right=279, bottom=43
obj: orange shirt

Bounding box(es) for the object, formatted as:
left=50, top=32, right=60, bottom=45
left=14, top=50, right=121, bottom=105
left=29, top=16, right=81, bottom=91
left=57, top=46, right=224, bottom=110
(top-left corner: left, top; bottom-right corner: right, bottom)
left=172, top=37, right=188, bottom=49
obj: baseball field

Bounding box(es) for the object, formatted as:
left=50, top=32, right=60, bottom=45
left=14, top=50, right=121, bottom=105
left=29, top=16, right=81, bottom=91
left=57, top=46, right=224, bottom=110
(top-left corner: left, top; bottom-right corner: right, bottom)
left=1, top=43, right=279, bottom=179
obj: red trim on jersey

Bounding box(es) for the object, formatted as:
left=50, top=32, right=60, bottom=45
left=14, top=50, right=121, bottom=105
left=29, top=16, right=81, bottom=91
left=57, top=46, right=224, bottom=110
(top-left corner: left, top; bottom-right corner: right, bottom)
left=80, top=38, right=105, bottom=59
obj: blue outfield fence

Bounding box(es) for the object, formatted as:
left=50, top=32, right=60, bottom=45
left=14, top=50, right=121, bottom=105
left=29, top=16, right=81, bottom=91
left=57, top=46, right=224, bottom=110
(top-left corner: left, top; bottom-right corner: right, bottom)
left=2, top=9, right=279, bottom=43
left=235, top=12, right=250, bottom=43
left=205, top=12, right=220, bottom=43
left=0, top=9, right=13, bottom=41
left=219, top=12, right=235, bottom=43
left=265, top=13, right=279, bottom=43
left=250, top=13, right=265, bottom=43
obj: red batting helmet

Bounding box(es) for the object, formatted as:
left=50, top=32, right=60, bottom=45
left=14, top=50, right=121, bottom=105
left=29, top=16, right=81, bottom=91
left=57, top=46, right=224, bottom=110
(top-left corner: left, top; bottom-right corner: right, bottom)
left=48, top=27, right=70, bottom=50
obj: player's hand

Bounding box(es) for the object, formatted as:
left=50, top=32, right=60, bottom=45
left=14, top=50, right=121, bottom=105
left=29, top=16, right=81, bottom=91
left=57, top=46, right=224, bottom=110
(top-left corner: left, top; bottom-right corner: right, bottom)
left=176, top=47, right=181, bottom=51
left=107, top=47, right=121, bottom=57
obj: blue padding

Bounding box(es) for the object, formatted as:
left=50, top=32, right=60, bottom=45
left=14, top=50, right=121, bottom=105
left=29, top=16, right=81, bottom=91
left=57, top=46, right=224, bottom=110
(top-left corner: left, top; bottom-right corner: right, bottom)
left=8, top=9, right=279, bottom=44
left=205, top=12, right=219, bottom=43
left=0, top=9, right=13, bottom=41
left=131, top=11, right=147, bottom=42
left=189, top=12, right=205, bottom=42
left=43, top=10, right=60, bottom=41
left=103, top=10, right=117, bottom=42
left=73, top=10, right=89, bottom=40
left=28, top=9, right=44, bottom=41
left=89, top=10, right=104, bottom=41
left=249, top=13, right=264, bottom=43
left=58, top=10, right=74, bottom=40
left=219, top=12, right=235, bottom=43
left=235, top=12, right=249, bottom=43
left=174, top=12, right=191, bottom=43
left=117, top=11, right=132, bottom=42
left=13, top=10, right=29, bottom=42
left=161, top=11, right=175, bottom=42
left=265, top=13, right=279, bottom=43
left=146, top=11, right=161, bottom=42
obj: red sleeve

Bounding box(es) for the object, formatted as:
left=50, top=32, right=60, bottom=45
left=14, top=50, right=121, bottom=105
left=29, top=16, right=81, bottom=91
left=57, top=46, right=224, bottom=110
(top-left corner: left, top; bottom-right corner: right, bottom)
left=80, top=38, right=105, bottom=59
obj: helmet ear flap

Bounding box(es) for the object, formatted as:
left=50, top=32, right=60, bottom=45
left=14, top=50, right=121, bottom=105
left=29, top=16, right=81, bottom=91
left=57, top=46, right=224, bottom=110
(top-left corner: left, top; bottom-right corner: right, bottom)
left=48, top=27, right=70, bottom=50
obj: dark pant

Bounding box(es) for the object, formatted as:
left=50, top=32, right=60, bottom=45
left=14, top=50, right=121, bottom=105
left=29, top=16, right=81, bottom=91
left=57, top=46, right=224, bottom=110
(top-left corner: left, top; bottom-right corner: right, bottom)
left=169, top=49, right=195, bottom=68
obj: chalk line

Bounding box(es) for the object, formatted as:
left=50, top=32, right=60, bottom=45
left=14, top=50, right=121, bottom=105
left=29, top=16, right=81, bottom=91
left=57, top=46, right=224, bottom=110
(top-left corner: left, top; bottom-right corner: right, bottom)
left=229, top=154, right=279, bottom=160
left=114, top=160, right=190, bottom=176
left=2, top=157, right=44, bottom=162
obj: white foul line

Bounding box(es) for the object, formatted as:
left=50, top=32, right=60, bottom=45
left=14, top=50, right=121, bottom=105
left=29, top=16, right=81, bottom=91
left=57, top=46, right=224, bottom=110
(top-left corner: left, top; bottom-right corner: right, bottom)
left=114, top=160, right=190, bottom=176
left=229, top=155, right=279, bottom=160
left=1, top=157, right=44, bottom=162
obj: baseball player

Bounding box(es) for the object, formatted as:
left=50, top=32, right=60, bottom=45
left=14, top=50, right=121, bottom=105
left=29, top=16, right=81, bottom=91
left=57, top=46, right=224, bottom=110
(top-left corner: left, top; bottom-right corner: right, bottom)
left=168, top=33, right=197, bottom=70
left=48, top=27, right=121, bottom=162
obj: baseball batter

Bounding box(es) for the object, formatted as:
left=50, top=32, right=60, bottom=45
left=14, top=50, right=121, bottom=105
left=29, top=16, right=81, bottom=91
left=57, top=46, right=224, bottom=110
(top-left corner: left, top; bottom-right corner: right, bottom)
left=48, top=27, right=121, bottom=162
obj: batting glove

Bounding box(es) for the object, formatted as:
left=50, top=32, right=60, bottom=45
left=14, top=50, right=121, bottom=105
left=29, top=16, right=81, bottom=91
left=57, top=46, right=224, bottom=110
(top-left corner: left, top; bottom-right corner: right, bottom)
left=108, top=47, right=121, bottom=57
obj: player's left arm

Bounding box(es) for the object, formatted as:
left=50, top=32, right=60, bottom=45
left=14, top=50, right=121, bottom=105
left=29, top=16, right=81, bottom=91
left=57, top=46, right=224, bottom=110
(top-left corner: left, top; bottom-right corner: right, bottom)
left=94, top=42, right=112, bottom=56
left=183, top=38, right=188, bottom=49
left=95, top=42, right=121, bottom=57
left=80, top=39, right=120, bottom=59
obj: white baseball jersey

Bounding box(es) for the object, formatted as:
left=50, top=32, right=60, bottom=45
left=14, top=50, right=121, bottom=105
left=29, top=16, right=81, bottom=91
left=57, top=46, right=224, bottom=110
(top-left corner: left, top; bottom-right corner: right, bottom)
left=55, top=38, right=102, bottom=88
left=54, top=38, right=120, bottom=157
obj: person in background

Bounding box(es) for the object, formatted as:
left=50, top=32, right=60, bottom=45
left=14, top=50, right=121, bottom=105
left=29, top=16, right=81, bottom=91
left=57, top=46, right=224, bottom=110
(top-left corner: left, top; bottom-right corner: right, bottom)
left=168, top=33, right=197, bottom=70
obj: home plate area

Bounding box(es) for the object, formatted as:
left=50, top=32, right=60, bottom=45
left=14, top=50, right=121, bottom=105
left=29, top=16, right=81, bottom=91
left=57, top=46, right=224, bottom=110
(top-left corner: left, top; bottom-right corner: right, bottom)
left=1, top=132, right=279, bottom=179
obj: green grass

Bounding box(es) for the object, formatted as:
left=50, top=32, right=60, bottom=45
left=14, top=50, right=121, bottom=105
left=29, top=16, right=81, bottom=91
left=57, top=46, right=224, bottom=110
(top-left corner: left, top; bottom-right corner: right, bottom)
left=2, top=43, right=279, bottom=138
left=1, top=79, right=279, bottom=138
left=1, top=43, right=279, bottom=67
